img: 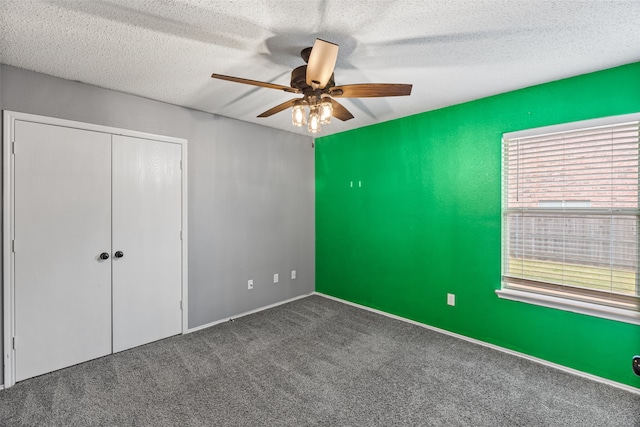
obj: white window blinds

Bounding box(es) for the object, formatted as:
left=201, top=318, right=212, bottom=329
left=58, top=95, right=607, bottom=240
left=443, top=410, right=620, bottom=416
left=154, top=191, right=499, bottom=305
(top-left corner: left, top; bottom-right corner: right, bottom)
left=503, top=119, right=640, bottom=311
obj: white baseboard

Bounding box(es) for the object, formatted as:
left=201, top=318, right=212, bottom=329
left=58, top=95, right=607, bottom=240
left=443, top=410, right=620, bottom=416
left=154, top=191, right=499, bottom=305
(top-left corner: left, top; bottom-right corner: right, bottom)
left=315, top=292, right=640, bottom=396
left=187, top=292, right=314, bottom=333
left=0, top=384, right=3, bottom=391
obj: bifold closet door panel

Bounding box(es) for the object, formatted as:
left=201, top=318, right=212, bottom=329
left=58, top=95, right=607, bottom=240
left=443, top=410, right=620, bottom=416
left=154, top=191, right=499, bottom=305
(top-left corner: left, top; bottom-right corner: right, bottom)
left=112, top=135, right=182, bottom=353
left=13, top=121, right=113, bottom=382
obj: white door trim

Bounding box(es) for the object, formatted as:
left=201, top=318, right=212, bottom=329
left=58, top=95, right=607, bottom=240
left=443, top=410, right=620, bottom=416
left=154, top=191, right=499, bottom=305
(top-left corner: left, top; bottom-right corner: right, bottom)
left=2, top=111, right=189, bottom=388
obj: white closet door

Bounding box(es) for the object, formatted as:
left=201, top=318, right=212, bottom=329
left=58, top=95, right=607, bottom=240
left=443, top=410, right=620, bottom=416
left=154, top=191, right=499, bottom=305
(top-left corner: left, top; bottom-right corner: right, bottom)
left=112, top=135, right=182, bottom=352
left=14, top=121, right=113, bottom=382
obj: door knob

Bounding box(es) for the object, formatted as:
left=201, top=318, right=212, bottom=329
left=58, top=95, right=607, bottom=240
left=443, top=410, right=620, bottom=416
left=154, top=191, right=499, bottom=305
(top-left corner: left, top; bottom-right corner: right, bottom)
left=99, top=252, right=109, bottom=260
left=114, top=251, right=124, bottom=259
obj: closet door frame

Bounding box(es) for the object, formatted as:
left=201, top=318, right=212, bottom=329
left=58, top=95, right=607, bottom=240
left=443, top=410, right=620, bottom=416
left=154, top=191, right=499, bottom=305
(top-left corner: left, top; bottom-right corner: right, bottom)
left=2, top=111, right=189, bottom=389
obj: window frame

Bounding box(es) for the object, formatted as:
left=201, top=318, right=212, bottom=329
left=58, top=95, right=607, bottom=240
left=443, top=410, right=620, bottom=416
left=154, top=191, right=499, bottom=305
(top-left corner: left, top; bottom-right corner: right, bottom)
left=497, top=113, right=640, bottom=325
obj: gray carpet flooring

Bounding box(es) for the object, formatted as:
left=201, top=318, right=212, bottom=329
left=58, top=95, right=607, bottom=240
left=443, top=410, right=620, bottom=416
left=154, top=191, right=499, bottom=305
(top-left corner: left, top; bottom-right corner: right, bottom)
left=0, top=295, right=638, bottom=426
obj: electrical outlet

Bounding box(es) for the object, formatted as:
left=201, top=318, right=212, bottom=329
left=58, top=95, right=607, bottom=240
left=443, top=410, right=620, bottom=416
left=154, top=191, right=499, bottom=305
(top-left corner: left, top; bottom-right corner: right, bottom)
left=274, top=273, right=279, bottom=283
left=248, top=279, right=254, bottom=290
left=291, top=270, right=296, bottom=279
left=447, top=293, right=455, bottom=306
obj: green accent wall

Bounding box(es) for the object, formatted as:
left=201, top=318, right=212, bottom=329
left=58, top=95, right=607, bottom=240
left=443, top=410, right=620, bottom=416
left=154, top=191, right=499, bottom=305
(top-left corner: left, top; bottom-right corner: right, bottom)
left=315, top=62, right=640, bottom=388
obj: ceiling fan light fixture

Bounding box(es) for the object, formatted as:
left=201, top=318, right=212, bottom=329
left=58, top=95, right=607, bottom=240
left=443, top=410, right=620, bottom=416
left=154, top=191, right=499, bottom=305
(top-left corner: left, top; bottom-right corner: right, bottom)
left=319, top=96, right=333, bottom=125
left=308, top=105, right=321, bottom=133
left=292, top=101, right=307, bottom=127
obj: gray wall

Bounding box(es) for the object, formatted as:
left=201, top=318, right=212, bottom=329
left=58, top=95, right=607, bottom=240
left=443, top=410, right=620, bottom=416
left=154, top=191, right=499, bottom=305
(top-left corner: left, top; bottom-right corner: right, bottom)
left=0, top=64, right=3, bottom=387
left=0, top=65, right=315, bottom=386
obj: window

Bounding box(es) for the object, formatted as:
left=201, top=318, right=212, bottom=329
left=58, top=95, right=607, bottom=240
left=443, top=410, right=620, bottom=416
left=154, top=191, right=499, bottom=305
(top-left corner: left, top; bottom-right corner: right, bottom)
left=538, top=200, right=591, bottom=208
left=498, top=114, right=640, bottom=324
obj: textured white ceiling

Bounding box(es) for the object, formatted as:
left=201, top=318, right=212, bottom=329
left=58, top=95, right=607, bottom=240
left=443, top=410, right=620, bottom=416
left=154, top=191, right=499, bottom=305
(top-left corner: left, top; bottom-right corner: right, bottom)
left=1, top=0, right=639, bottom=136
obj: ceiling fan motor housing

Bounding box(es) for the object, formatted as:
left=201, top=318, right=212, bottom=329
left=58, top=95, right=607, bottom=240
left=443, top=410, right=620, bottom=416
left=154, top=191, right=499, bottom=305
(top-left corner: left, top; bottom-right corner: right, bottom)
left=291, top=66, right=335, bottom=94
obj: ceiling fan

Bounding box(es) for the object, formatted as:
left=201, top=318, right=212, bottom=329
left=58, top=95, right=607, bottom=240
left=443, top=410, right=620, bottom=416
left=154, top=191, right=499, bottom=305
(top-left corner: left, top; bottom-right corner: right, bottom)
left=211, top=39, right=413, bottom=133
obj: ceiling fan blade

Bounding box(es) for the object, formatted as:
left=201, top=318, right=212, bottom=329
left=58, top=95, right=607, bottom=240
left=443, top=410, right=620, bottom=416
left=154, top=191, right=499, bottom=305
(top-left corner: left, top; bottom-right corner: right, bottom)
left=330, top=99, right=354, bottom=121
left=330, top=83, right=412, bottom=98
left=211, top=73, right=300, bottom=94
left=257, top=98, right=299, bottom=118
left=306, top=39, right=339, bottom=89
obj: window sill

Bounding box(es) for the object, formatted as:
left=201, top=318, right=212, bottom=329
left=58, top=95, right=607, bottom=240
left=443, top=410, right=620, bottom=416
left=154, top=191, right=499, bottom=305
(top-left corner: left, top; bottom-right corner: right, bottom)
left=496, top=288, right=640, bottom=326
